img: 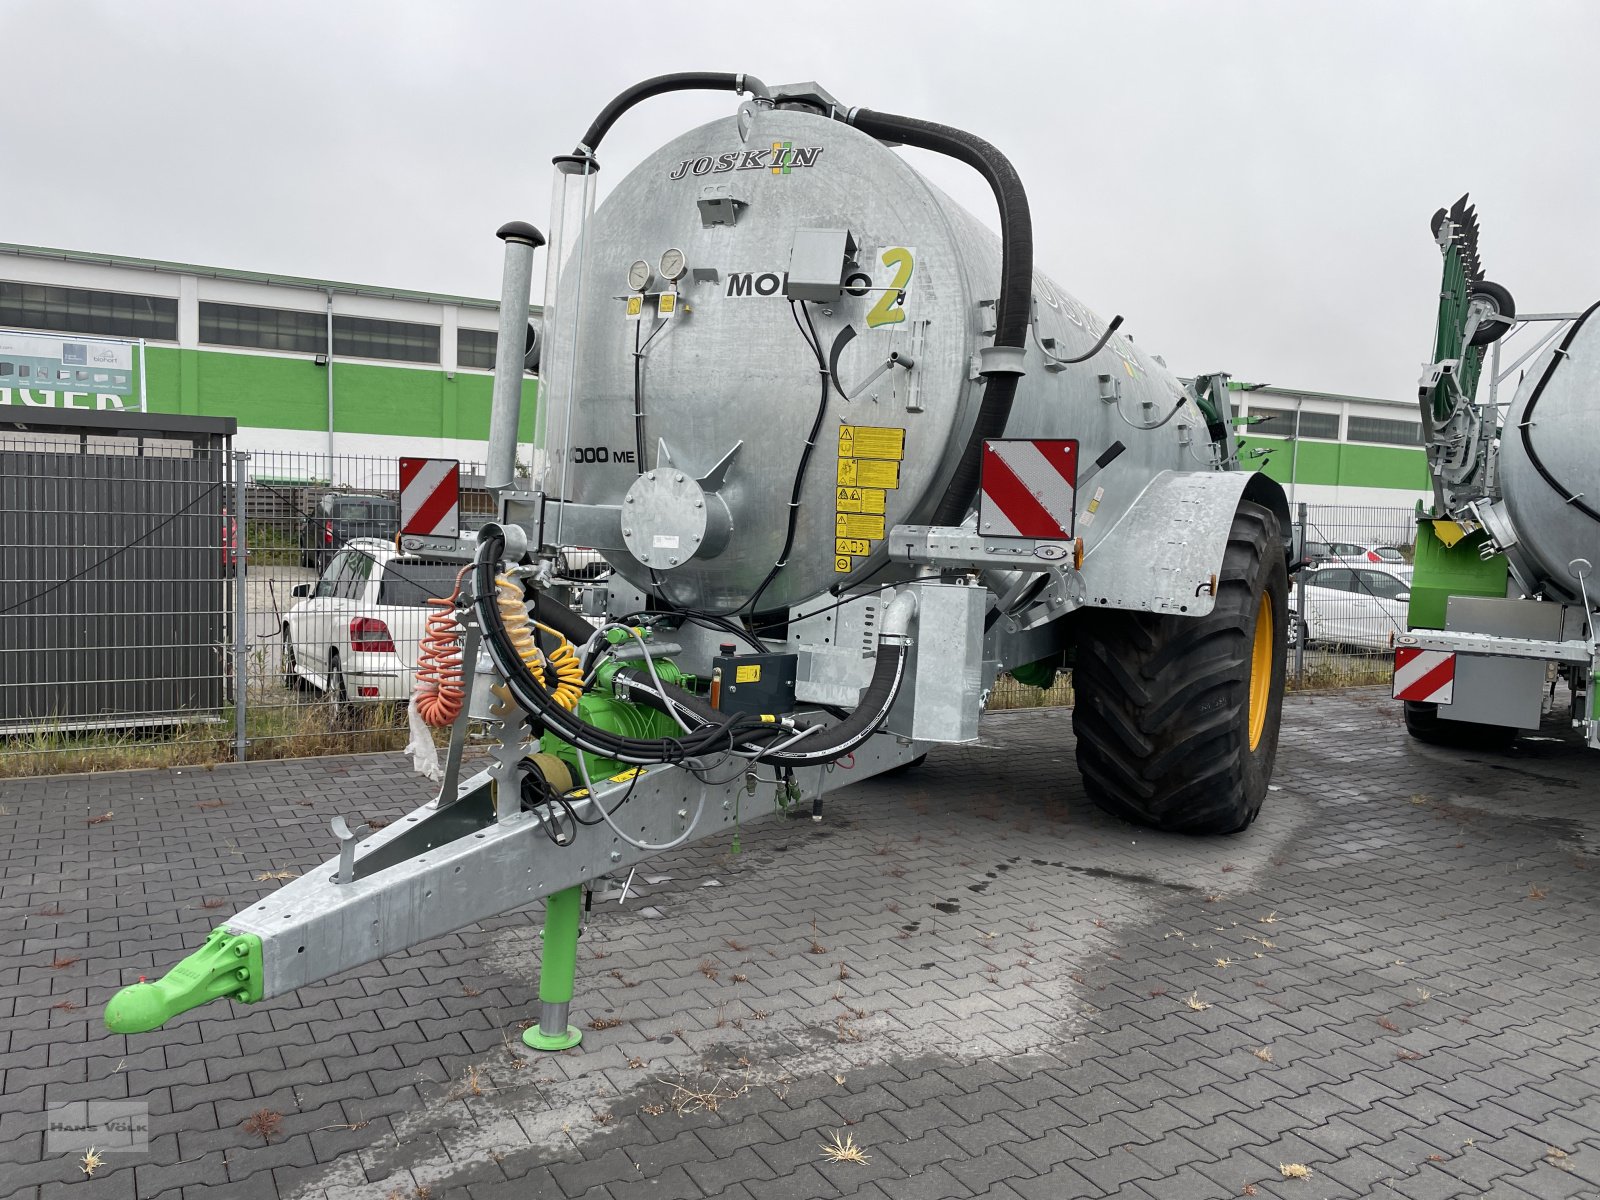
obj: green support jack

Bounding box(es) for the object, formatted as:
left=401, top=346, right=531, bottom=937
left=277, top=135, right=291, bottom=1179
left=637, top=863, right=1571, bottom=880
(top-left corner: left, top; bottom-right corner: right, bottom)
left=522, top=885, right=584, bottom=1051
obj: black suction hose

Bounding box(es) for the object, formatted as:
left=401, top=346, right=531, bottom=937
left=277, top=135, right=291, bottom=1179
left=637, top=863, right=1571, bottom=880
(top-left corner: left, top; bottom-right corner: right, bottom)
left=846, top=108, right=1033, bottom=528
left=1518, top=299, right=1600, bottom=525
left=576, top=72, right=770, bottom=157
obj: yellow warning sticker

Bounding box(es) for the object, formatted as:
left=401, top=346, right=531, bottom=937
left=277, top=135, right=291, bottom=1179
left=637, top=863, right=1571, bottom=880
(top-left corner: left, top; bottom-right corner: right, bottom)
left=836, top=537, right=871, bottom=557
left=836, top=459, right=857, bottom=486
left=607, top=767, right=644, bottom=783
left=835, top=555, right=853, bottom=574
left=854, top=459, right=900, bottom=489
left=656, top=293, right=677, bottom=317
left=838, top=425, right=905, bottom=461
left=734, top=664, right=762, bottom=684
left=835, top=487, right=888, bottom=515
left=836, top=513, right=886, bottom=540
left=624, top=295, right=644, bottom=319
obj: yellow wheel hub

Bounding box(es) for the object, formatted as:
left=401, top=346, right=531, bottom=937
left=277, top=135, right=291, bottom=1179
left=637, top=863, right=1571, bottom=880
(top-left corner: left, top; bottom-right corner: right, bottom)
left=1248, top=593, right=1273, bottom=751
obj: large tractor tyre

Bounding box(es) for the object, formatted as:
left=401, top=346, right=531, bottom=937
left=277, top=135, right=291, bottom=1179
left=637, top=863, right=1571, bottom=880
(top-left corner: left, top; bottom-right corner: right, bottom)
left=1403, top=700, right=1518, bottom=750
left=1072, top=500, right=1288, bottom=835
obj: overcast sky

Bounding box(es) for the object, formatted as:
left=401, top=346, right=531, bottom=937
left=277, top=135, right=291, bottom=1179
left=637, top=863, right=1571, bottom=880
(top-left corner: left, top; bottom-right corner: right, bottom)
left=6, top=1, right=1597, bottom=398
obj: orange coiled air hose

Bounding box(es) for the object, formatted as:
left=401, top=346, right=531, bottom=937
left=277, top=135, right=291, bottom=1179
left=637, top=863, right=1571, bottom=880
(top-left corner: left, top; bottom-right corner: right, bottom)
left=414, top=566, right=470, bottom=727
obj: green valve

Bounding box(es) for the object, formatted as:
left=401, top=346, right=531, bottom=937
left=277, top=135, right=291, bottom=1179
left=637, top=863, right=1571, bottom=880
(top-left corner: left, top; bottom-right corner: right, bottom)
left=105, top=928, right=264, bottom=1034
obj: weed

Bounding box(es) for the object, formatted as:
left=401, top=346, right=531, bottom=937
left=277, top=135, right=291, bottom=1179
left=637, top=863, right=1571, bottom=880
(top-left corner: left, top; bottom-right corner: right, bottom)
left=1205, top=893, right=1224, bottom=903
left=657, top=1070, right=752, bottom=1115
left=1397, top=1048, right=1423, bottom=1061
left=1547, top=1147, right=1573, bottom=1172
left=588, top=1017, right=623, bottom=1031
left=86, top=812, right=113, bottom=826
left=1257, top=912, right=1278, bottom=924
left=699, top=959, right=720, bottom=981
left=1149, top=988, right=1168, bottom=998
left=820, top=1130, right=871, bottom=1165
left=197, top=799, right=227, bottom=811
left=448, top=1065, right=486, bottom=1099
left=592, top=1111, right=615, bottom=1126
left=1415, top=987, right=1432, bottom=1003
left=628, top=1057, right=646, bottom=1070
left=49, top=956, right=79, bottom=970
left=35, top=904, right=66, bottom=917
left=461, top=985, right=481, bottom=998
left=1184, top=992, right=1211, bottom=1012
left=79, top=1148, right=104, bottom=1177
left=731, top=973, right=748, bottom=984
left=51, top=999, right=80, bottom=1012
left=1215, top=958, right=1236, bottom=970
left=836, top=962, right=850, bottom=981
left=887, top=866, right=907, bottom=878
left=241, top=1109, right=284, bottom=1143
left=255, top=870, right=298, bottom=882
left=885, top=901, right=901, bottom=914
left=713, top=1005, right=728, bottom=1030
left=1241, top=1186, right=1258, bottom=1197
left=1252, top=1047, right=1273, bottom=1063
left=1527, top=884, right=1548, bottom=901
left=1221, top=864, right=1238, bottom=873
left=1279, top=1163, right=1312, bottom=1180
left=724, top=937, right=749, bottom=952
left=641, top=1103, right=666, bottom=1116
left=1376, top=1016, right=1400, bottom=1033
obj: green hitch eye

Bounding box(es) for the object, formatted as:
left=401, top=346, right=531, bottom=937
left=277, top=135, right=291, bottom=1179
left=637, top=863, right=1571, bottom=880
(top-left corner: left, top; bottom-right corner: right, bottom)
left=104, top=928, right=265, bottom=1035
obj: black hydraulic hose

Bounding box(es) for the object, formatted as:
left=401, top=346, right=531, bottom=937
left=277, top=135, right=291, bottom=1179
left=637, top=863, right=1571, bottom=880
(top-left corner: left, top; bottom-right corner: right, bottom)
left=575, top=72, right=770, bottom=156
left=475, top=528, right=908, bottom=767
left=614, top=636, right=907, bottom=767
left=1518, top=299, right=1600, bottom=525
left=846, top=108, right=1033, bottom=528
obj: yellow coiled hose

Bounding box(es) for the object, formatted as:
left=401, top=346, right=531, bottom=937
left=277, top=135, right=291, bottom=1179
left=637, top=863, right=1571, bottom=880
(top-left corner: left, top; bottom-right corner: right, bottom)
left=496, top=575, right=583, bottom=711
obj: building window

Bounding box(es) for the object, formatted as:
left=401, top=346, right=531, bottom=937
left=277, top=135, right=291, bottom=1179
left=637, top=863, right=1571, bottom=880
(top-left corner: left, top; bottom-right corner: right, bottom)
left=332, top=314, right=438, bottom=364
left=0, top=281, right=178, bottom=341
left=457, top=327, right=498, bottom=371
left=200, top=302, right=324, bottom=353
left=1347, top=415, right=1422, bottom=446
left=1247, top=405, right=1340, bottom=440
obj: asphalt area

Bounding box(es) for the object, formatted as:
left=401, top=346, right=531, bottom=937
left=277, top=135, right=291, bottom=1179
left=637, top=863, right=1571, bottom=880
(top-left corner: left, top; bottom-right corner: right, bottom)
left=5, top=688, right=1600, bottom=1199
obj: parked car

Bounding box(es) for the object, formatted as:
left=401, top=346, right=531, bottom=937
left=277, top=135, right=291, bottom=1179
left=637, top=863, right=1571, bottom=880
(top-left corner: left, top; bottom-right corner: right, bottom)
left=282, top=538, right=465, bottom=703
left=298, top=493, right=400, bottom=571
left=1288, top=565, right=1411, bottom=651
left=555, top=546, right=611, bottom=580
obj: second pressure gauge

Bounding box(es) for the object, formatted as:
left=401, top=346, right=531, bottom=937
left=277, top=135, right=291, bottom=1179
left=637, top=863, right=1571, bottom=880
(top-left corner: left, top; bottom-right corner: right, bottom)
left=658, top=247, right=687, bottom=283
left=626, top=259, right=653, bottom=293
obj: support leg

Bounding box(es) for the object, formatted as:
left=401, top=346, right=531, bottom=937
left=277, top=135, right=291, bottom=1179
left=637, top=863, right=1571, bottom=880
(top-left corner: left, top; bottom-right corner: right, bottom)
left=522, top=885, right=583, bottom=1051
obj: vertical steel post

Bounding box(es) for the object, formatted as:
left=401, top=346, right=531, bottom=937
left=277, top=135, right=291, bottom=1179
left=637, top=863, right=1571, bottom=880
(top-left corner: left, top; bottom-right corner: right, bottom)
left=233, top=450, right=249, bottom=762
left=486, top=222, right=546, bottom=495
left=522, top=885, right=584, bottom=1051
left=1295, top=501, right=1307, bottom=688
left=324, top=292, right=335, bottom=484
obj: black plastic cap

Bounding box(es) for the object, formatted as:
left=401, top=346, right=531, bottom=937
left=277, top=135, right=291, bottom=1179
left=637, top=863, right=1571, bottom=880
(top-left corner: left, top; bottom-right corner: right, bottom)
left=497, top=221, right=546, bottom=248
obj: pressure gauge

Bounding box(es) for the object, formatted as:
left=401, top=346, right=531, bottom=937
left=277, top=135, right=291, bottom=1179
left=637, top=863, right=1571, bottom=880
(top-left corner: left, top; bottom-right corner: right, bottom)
left=626, top=259, right=652, bottom=293
left=658, top=247, right=687, bottom=282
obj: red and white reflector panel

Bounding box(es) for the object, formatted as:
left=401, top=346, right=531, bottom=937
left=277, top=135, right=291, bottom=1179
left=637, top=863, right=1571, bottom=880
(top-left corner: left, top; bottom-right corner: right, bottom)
left=1393, top=647, right=1456, bottom=704
left=979, top=439, right=1078, bottom=539
left=399, top=457, right=461, bottom=538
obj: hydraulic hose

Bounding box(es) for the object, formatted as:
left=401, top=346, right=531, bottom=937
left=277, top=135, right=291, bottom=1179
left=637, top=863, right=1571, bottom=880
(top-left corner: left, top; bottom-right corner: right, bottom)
left=846, top=108, right=1033, bottom=528
left=575, top=72, right=770, bottom=157
left=472, top=527, right=912, bottom=766
left=1518, top=299, right=1600, bottom=525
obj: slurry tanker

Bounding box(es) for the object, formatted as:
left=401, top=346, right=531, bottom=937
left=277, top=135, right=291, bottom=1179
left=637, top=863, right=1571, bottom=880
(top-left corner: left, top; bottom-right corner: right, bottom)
left=1393, top=196, right=1598, bottom=749
left=107, top=75, right=1290, bottom=1046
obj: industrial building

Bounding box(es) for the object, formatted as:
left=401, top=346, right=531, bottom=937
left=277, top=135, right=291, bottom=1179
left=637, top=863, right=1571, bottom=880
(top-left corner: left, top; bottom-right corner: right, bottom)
left=0, top=242, right=538, bottom=484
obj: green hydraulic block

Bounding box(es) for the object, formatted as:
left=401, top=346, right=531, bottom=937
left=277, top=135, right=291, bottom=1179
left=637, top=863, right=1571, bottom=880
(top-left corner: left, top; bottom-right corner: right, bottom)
left=104, top=928, right=263, bottom=1034
left=523, top=885, right=583, bottom=1051
left=1407, top=519, right=1508, bottom=630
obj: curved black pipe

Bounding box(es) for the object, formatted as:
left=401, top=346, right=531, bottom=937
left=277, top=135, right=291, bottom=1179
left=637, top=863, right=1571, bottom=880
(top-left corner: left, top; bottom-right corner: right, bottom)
left=846, top=108, right=1033, bottom=528
left=576, top=72, right=770, bottom=158
left=1519, top=299, right=1600, bottom=526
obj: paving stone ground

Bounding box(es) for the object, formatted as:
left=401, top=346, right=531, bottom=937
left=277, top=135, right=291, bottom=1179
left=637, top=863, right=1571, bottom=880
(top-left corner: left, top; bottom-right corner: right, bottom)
left=4, top=688, right=1600, bottom=1200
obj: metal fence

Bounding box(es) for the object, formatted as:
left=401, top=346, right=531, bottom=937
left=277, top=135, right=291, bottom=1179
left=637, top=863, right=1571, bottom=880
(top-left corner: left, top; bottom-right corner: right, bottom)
left=0, top=435, right=1416, bottom=776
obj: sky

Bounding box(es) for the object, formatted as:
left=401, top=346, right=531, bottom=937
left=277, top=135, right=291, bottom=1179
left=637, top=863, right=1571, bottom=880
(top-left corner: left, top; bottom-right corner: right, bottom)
left=5, top=0, right=1598, bottom=399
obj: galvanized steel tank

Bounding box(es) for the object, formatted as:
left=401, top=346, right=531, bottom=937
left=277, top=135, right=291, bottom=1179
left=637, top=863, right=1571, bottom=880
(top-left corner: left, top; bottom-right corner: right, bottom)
left=1497, top=308, right=1600, bottom=603
left=539, top=104, right=1211, bottom=612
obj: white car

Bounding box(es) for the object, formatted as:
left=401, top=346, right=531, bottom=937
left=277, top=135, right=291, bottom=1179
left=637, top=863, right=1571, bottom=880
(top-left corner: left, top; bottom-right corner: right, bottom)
left=1289, top=565, right=1412, bottom=651
left=282, top=538, right=465, bottom=703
